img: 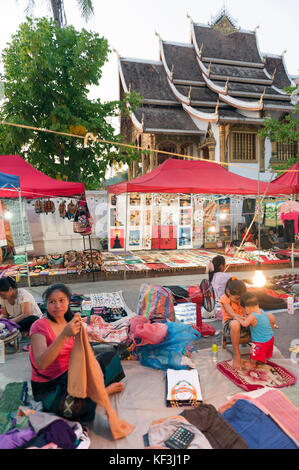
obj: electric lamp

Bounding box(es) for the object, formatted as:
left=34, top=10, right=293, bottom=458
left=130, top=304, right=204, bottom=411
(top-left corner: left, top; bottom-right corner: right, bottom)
left=252, top=263, right=266, bottom=288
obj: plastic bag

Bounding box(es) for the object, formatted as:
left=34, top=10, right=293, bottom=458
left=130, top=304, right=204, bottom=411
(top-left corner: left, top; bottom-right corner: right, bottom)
left=128, top=316, right=168, bottom=347
left=137, top=322, right=201, bottom=371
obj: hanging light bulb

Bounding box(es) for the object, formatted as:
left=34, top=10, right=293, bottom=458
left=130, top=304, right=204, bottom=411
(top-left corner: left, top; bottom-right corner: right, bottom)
left=4, top=211, right=12, bottom=220
left=219, top=213, right=227, bottom=221
left=252, top=264, right=266, bottom=288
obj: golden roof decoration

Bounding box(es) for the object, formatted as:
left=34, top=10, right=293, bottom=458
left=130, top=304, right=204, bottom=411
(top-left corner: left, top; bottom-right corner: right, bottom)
left=210, top=7, right=239, bottom=35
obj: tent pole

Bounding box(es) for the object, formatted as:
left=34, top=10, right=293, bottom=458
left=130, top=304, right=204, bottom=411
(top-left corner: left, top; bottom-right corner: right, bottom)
left=18, top=190, right=31, bottom=287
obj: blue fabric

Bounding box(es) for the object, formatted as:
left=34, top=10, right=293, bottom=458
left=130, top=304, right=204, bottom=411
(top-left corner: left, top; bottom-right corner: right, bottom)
left=0, top=171, right=20, bottom=189
left=222, top=399, right=297, bottom=449
left=250, top=310, right=274, bottom=343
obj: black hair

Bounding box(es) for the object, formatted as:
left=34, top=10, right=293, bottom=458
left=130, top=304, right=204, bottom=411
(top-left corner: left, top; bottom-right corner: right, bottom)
left=209, top=255, right=226, bottom=283
left=42, top=283, right=74, bottom=323
left=225, top=278, right=247, bottom=298
left=0, top=276, right=17, bottom=292
left=240, top=292, right=259, bottom=308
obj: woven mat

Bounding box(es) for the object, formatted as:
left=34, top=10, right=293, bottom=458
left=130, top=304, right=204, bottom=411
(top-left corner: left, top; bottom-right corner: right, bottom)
left=217, top=359, right=297, bottom=392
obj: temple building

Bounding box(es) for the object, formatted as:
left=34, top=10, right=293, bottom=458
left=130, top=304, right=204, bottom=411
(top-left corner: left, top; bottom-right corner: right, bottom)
left=118, top=8, right=297, bottom=181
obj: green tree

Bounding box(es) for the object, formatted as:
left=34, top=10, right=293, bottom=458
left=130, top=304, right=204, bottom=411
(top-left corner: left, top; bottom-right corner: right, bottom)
left=259, top=86, right=299, bottom=171
left=0, top=17, right=141, bottom=189
left=23, top=0, right=94, bottom=27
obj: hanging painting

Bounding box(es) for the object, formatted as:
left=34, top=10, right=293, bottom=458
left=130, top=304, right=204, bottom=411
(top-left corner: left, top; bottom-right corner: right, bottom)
left=110, top=228, right=125, bottom=251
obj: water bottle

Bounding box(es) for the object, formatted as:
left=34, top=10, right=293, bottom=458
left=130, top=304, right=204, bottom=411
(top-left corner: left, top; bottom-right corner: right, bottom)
left=287, top=296, right=294, bottom=315
left=0, top=340, right=5, bottom=364
left=211, top=344, right=218, bottom=363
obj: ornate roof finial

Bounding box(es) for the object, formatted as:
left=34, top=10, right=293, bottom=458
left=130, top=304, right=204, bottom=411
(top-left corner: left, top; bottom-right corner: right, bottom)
left=263, top=56, right=267, bottom=64
left=254, top=25, right=260, bottom=33
left=187, top=12, right=194, bottom=23
left=281, top=49, right=287, bottom=57
left=188, top=86, right=192, bottom=104
left=215, top=99, right=220, bottom=114
left=271, top=68, right=277, bottom=81
left=112, top=47, right=120, bottom=58
left=225, top=77, right=229, bottom=93
left=259, top=87, right=266, bottom=104
left=170, top=64, right=175, bottom=81
left=207, top=61, right=212, bottom=77
left=155, top=31, right=161, bottom=41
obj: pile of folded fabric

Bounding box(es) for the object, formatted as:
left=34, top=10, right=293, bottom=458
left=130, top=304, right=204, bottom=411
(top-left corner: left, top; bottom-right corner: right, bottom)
left=0, top=382, right=90, bottom=449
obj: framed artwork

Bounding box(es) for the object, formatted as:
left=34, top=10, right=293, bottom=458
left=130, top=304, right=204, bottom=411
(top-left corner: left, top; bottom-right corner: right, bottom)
left=179, top=208, right=192, bottom=226
left=179, top=194, right=191, bottom=207
left=110, top=228, right=125, bottom=250
left=129, top=193, right=141, bottom=206
left=179, top=226, right=191, bottom=247
left=145, top=194, right=152, bottom=206
left=128, top=229, right=141, bottom=247
left=129, top=209, right=141, bottom=226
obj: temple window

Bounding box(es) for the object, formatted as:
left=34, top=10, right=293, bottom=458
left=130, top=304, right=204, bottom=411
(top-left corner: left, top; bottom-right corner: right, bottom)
left=276, top=141, right=298, bottom=161
left=230, top=131, right=257, bottom=162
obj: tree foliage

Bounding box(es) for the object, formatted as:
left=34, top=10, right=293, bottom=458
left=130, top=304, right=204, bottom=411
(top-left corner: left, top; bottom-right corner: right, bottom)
left=259, top=86, right=299, bottom=171
left=0, top=17, right=141, bottom=189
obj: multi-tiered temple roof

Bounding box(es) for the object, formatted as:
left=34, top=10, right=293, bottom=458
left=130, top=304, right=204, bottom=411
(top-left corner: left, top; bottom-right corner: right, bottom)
left=119, top=9, right=295, bottom=134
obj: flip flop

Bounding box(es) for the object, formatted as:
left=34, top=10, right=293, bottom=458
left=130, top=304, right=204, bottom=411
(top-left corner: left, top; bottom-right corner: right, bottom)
left=22, top=345, right=30, bottom=352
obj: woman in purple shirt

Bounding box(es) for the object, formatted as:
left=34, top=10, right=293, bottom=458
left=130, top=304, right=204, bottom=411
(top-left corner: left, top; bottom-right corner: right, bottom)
left=206, top=256, right=231, bottom=300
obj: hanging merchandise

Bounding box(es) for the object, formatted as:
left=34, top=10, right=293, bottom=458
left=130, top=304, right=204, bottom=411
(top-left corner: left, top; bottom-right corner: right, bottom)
left=0, top=202, right=7, bottom=248
left=73, top=194, right=93, bottom=235
left=67, top=200, right=77, bottom=220
left=279, top=200, right=299, bottom=236
left=242, top=198, right=256, bottom=226
left=34, top=199, right=43, bottom=214
left=59, top=200, right=67, bottom=218
left=42, top=199, right=55, bottom=215
left=4, top=199, right=33, bottom=254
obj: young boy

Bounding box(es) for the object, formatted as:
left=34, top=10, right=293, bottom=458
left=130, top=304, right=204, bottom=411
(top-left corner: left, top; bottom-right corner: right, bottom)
left=239, top=292, right=276, bottom=369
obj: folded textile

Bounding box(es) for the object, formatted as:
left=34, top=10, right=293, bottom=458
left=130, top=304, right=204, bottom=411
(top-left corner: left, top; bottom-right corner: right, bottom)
left=148, top=415, right=212, bottom=449
left=0, top=318, right=20, bottom=333
left=0, top=428, right=36, bottom=449
left=181, top=403, right=248, bottom=449
left=83, top=315, right=129, bottom=344
left=67, top=326, right=135, bottom=440
left=222, top=399, right=297, bottom=449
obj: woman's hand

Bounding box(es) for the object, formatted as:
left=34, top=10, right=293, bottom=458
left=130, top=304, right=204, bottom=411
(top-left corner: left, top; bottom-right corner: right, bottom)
left=62, top=313, right=82, bottom=337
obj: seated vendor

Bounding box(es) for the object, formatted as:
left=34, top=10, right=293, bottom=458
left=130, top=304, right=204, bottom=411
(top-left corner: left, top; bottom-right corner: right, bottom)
left=241, top=226, right=256, bottom=245
left=206, top=255, right=231, bottom=300
left=29, top=283, right=124, bottom=424
left=0, top=276, right=42, bottom=347
left=220, top=278, right=249, bottom=370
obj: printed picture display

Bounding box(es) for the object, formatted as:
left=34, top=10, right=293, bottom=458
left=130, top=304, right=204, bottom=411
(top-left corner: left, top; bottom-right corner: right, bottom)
left=129, top=230, right=141, bottom=247
left=129, top=193, right=141, bottom=206
left=110, top=228, right=125, bottom=250
left=129, top=210, right=141, bottom=226
left=179, top=194, right=191, bottom=207
left=179, top=226, right=191, bottom=247
left=179, top=208, right=192, bottom=226
left=145, top=195, right=152, bottom=206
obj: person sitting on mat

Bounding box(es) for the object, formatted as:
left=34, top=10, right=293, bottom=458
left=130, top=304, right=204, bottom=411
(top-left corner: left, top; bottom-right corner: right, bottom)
left=206, top=255, right=232, bottom=301
left=0, top=276, right=42, bottom=350
left=219, top=278, right=248, bottom=370
left=29, top=283, right=124, bottom=424
left=237, top=292, right=275, bottom=370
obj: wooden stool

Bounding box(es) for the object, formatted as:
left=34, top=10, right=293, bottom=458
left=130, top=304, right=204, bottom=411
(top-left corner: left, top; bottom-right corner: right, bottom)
left=222, top=330, right=251, bottom=350
left=3, top=330, right=20, bottom=353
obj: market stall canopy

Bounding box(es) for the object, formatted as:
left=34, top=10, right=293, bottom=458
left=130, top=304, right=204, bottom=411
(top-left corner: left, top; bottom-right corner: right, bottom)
left=0, top=155, right=85, bottom=198
left=268, top=162, right=299, bottom=195
left=0, top=170, right=20, bottom=189
left=107, top=158, right=289, bottom=196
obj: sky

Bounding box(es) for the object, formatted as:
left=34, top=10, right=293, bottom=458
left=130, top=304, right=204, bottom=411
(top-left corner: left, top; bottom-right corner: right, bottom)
left=1, top=0, right=298, bottom=107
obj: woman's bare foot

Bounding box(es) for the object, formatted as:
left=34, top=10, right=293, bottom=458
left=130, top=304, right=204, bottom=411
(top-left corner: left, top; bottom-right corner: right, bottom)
left=106, top=382, right=125, bottom=395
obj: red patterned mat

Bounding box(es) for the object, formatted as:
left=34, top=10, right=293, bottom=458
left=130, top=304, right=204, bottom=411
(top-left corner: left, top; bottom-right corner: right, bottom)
left=217, top=359, right=297, bottom=392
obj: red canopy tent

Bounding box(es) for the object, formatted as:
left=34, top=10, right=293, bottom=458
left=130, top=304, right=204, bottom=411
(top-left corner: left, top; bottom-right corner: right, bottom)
left=107, top=158, right=288, bottom=196
left=268, top=162, right=299, bottom=195
left=0, top=155, right=85, bottom=198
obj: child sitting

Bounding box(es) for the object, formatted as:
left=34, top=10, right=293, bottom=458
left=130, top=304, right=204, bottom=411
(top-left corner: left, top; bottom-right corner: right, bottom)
left=220, top=278, right=248, bottom=370
left=239, top=292, right=276, bottom=369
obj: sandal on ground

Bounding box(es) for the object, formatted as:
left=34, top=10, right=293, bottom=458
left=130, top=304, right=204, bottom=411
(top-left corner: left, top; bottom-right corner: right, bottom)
left=22, top=345, right=30, bottom=352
